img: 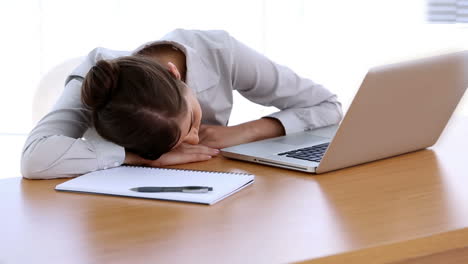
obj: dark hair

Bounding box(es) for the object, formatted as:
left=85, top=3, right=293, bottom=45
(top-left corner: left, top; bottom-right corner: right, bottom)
left=81, top=56, right=187, bottom=160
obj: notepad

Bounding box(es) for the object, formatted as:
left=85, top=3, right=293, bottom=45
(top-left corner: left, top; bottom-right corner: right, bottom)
left=55, top=166, right=255, bottom=205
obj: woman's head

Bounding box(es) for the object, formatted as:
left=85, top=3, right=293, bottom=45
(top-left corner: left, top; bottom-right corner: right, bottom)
left=81, top=55, right=195, bottom=160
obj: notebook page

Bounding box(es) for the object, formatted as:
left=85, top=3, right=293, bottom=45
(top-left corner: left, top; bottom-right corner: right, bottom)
left=55, top=166, right=254, bottom=205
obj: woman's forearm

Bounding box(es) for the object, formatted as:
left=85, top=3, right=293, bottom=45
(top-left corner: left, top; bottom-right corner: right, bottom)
left=239, top=117, right=286, bottom=142
left=199, top=117, right=285, bottom=149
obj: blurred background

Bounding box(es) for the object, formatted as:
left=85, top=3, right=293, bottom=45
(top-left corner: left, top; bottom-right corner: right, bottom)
left=1, top=0, right=468, bottom=178
left=0, top=0, right=467, bottom=133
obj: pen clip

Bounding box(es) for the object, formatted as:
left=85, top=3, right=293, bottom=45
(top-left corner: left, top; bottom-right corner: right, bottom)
left=181, top=186, right=213, bottom=193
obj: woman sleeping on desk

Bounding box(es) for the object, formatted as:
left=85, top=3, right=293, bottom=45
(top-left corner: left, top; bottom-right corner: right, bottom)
left=21, top=29, right=342, bottom=179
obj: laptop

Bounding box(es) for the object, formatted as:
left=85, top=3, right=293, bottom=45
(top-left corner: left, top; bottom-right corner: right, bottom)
left=221, top=51, right=468, bottom=173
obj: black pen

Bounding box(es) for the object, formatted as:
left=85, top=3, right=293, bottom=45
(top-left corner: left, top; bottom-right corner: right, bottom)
left=130, top=186, right=213, bottom=193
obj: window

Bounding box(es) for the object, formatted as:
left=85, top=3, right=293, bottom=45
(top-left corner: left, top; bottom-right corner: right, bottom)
left=427, top=0, right=468, bottom=23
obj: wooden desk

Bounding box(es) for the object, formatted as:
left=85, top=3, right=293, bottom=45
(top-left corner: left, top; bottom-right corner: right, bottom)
left=2, top=117, right=468, bottom=264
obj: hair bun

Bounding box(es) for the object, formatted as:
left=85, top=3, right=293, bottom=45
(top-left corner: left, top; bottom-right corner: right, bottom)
left=81, top=59, right=120, bottom=110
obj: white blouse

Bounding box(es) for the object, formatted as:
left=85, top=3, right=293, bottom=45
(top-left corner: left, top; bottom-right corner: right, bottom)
left=21, top=29, right=343, bottom=179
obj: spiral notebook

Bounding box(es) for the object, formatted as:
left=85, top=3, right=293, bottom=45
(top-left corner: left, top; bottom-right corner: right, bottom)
left=55, top=166, right=255, bottom=205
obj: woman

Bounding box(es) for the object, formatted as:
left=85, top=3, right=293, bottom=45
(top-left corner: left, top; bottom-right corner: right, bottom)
left=21, top=29, right=343, bottom=179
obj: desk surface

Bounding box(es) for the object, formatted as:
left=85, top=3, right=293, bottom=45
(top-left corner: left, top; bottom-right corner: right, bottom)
left=2, top=117, right=468, bottom=264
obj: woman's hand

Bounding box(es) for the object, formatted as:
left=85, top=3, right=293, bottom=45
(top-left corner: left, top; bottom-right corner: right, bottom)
left=199, top=118, right=286, bottom=149
left=124, top=143, right=219, bottom=167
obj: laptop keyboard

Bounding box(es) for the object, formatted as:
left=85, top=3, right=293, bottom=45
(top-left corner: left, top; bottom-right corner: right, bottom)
left=277, top=143, right=330, bottom=163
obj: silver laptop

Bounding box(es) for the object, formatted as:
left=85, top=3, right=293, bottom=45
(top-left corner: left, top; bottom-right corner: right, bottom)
left=221, top=51, right=468, bottom=173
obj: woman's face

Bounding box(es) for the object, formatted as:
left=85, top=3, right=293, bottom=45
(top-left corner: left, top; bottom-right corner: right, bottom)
left=165, top=61, right=201, bottom=148
left=174, top=86, right=202, bottom=147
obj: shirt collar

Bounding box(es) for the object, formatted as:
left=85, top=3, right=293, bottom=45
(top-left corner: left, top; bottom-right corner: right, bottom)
left=66, top=48, right=130, bottom=85
left=133, top=40, right=219, bottom=93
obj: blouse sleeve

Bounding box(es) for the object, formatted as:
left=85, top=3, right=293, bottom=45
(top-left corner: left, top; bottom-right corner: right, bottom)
left=229, top=34, right=343, bottom=134
left=21, top=53, right=125, bottom=179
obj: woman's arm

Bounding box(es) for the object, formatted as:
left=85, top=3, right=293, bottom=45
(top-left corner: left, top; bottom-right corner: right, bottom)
left=199, top=32, right=342, bottom=148
left=228, top=33, right=343, bottom=135
left=124, top=143, right=219, bottom=166
left=199, top=118, right=285, bottom=149
left=21, top=48, right=132, bottom=179
left=21, top=78, right=126, bottom=179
